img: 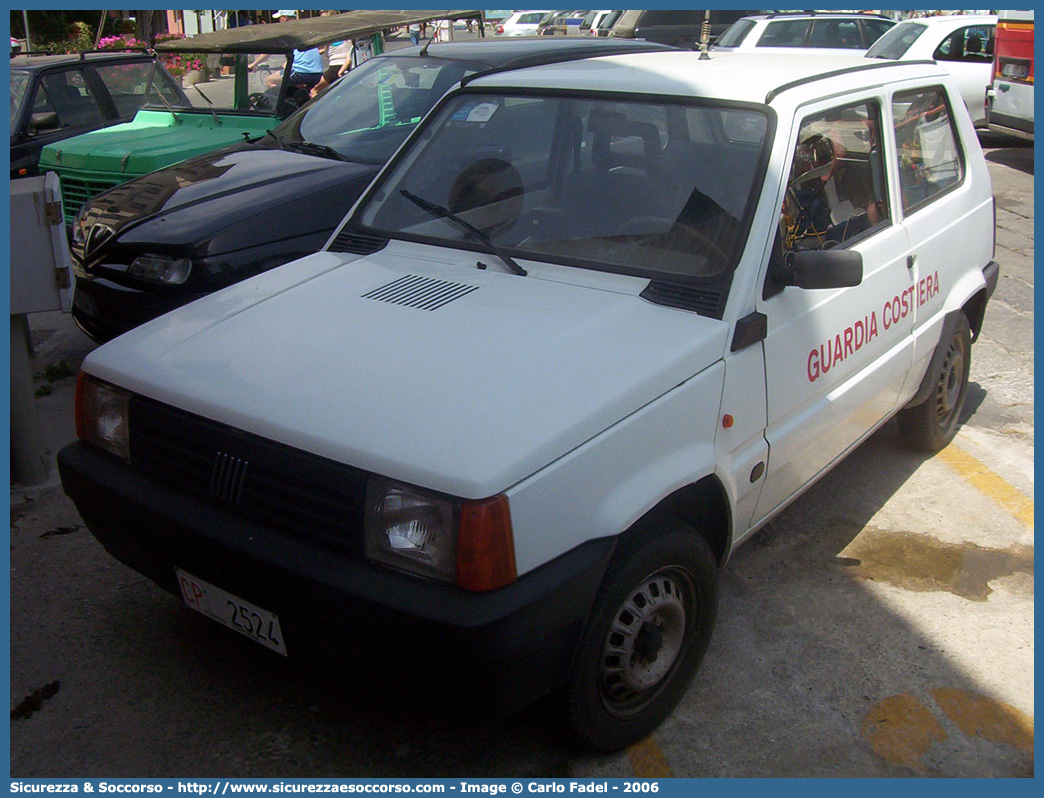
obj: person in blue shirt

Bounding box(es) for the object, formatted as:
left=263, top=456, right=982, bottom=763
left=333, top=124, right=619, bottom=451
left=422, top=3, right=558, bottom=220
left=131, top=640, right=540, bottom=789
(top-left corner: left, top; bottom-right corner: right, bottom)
left=248, top=11, right=323, bottom=94
left=286, top=47, right=323, bottom=91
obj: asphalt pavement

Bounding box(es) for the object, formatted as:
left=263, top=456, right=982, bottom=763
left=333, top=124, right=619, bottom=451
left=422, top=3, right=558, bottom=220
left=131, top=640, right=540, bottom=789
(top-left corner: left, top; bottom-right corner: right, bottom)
left=8, top=133, right=1033, bottom=778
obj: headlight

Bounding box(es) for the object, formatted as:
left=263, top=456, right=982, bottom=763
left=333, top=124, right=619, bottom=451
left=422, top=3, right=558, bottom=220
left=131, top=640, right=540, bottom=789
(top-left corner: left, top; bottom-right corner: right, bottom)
left=128, top=255, right=192, bottom=285
left=365, top=478, right=517, bottom=591
left=75, top=373, right=130, bottom=461
left=365, top=479, right=457, bottom=581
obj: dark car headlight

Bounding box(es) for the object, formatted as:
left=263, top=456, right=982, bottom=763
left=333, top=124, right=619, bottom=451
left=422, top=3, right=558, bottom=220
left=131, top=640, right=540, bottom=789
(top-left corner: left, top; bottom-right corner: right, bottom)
left=128, top=255, right=192, bottom=285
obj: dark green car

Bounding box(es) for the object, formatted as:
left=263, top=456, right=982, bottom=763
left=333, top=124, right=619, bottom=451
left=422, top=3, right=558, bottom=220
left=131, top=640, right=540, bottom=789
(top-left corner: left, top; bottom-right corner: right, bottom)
left=39, top=9, right=486, bottom=222
left=10, top=51, right=187, bottom=180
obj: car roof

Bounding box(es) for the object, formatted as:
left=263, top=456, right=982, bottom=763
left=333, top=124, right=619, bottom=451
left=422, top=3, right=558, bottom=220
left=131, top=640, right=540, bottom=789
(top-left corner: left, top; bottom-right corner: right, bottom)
left=156, top=9, right=484, bottom=53
left=895, top=14, right=998, bottom=29
left=383, top=36, right=673, bottom=68
left=743, top=12, right=893, bottom=23
left=9, top=51, right=154, bottom=70
left=467, top=50, right=947, bottom=106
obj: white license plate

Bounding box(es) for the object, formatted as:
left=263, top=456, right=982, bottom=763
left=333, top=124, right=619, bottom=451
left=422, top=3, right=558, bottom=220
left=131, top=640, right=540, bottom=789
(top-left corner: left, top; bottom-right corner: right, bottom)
left=176, top=569, right=287, bottom=656
left=1002, top=62, right=1029, bottom=80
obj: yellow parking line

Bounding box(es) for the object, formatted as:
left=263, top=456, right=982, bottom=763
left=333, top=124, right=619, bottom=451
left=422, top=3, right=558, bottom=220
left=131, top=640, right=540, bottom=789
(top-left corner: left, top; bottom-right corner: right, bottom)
left=627, top=736, right=673, bottom=777
left=936, top=444, right=1034, bottom=528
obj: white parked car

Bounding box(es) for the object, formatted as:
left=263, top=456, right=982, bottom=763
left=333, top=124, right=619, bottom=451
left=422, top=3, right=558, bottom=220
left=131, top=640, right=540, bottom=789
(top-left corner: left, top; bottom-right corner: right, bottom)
left=580, top=9, right=615, bottom=36
left=495, top=10, right=553, bottom=36
left=866, top=14, right=997, bottom=127
left=61, top=51, right=998, bottom=752
left=713, top=12, right=895, bottom=55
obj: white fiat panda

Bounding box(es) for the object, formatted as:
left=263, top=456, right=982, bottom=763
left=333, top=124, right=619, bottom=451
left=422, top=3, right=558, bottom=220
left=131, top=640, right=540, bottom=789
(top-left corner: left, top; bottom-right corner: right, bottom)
left=61, top=52, right=998, bottom=751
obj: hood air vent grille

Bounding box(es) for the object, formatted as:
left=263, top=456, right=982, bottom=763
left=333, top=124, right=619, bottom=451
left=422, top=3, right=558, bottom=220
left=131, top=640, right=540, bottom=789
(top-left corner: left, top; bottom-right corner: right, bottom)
left=362, top=275, right=479, bottom=311
left=328, top=230, right=388, bottom=255
left=640, top=280, right=728, bottom=319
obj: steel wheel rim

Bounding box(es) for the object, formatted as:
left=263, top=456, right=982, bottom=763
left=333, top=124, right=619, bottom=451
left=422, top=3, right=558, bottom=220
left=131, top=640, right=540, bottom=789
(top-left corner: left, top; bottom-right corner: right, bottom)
left=935, top=333, right=967, bottom=425
left=598, top=567, right=693, bottom=718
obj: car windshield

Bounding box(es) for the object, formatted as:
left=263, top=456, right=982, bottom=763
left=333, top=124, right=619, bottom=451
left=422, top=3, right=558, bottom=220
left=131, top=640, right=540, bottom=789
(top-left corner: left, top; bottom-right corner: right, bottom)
left=10, top=70, right=31, bottom=132
left=152, top=51, right=289, bottom=112
left=865, top=21, right=926, bottom=58
left=273, top=55, right=477, bottom=165
left=714, top=19, right=756, bottom=48
left=357, top=92, right=770, bottom=280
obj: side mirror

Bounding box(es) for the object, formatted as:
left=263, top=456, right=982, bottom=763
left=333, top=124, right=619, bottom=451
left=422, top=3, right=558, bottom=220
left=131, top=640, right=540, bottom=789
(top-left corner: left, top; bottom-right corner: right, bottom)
left=789, top=248, right=863, bottom=290
left=28, top=111, right=60, bottom=134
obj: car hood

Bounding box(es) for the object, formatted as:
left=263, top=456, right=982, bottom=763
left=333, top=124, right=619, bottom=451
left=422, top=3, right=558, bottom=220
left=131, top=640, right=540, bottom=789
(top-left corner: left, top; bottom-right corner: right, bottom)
left=78, top=147, right=379, bottom=249
left=40, top=109, right=275, bottom=178
left=83, top=244, right=729, bottom=498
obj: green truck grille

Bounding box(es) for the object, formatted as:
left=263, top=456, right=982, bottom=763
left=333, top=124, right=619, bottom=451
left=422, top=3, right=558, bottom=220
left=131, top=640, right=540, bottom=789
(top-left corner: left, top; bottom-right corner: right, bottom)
left=56, top=175, right=123, bottom=222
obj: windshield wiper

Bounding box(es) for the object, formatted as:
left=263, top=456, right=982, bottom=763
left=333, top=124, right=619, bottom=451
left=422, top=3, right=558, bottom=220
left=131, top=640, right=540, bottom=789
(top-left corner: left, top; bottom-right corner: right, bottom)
left=284, top=140, right=348, bottom=162
left=192, top=85, right=222, bottom=125
left=150, top=80, right=182, bottom=123
left=399, top=189, right=527, bottom=277
left=257, top=129, right=284, bottom=149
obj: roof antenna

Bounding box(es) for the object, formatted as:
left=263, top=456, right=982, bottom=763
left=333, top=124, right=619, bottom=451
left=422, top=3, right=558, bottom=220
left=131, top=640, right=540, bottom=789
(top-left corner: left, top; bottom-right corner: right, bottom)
left=419, top=19, right=440, bottom=56
left=697, top=10, right=711, bottom=60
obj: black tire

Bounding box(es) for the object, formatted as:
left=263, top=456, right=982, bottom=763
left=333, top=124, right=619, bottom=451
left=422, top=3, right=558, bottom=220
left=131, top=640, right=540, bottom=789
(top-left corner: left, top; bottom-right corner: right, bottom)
left=897, top=313, right=971, bottom=452
left=565, top=518, right=718, bottom=752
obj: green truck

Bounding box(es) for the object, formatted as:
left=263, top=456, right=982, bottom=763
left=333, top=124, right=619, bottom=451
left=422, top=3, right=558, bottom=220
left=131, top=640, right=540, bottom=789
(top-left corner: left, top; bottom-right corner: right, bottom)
left=40, top=9, right=484, bottom=223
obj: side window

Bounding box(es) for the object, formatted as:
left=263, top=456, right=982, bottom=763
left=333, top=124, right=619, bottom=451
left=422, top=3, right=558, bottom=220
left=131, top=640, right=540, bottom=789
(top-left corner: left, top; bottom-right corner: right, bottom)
left=861, top=19, right=895, bottom=47
left=40, top=70, right=105, bottom=128
left=28, top=84, right=62, bottom=133
left=758, top=20, right=810, bottom=48
left=809, top=19, right=863, bottom=49
left=780, top=100, right=890, bottom=254
left=891, top=87, right=964, bottom=214
left=933, top=25, right=994, bottom=63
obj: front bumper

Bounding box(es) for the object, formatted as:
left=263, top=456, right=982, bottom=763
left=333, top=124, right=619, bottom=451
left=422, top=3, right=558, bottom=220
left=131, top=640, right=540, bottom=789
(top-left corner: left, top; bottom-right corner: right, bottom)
left=58, top=441, right=614, bottom=713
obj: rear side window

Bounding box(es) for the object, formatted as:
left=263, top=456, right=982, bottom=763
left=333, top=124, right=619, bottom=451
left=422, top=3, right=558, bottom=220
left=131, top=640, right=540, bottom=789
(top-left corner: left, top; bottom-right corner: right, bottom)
left=861, top=18, right=895, bottom=46
left=518, top=13, right=544, bottom=24
left=933, top=24, right=995, bottom=63
left=758, top=20, right=810, bottom=48
left=781, top=100, right=890, bottom=253
left=809, top=19, right=863, bottom=49
left=891, top=87, right=964, bottom=214
left=716, top=19, right=756, bottom=48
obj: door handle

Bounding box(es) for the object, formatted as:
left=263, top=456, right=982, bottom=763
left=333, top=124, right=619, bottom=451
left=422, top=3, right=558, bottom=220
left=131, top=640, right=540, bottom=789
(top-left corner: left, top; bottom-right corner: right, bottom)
left=907, top=254, right=917, bottom=270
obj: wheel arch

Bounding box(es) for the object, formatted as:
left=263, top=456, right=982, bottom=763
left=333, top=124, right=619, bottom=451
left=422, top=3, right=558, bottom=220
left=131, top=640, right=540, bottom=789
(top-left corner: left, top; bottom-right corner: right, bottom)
left=962, top=280, right=993, bottom=343
left=630, top=475, right=733, bottom=567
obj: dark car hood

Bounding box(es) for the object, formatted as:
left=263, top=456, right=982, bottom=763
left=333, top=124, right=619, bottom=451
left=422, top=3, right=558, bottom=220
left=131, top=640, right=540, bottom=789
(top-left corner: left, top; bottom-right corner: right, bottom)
left=79, top=146, right=380, bottom=251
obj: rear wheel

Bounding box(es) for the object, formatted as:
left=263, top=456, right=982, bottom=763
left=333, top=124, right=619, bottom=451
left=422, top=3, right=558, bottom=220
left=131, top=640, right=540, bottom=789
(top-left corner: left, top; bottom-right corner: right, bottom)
left=897, top=313, right=971, bottom=452
left=565, top=518, right=718, bottom=752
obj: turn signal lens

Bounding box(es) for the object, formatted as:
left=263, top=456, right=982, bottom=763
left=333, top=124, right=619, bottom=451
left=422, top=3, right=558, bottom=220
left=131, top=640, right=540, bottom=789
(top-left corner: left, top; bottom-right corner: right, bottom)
left=457, top=495, right=517, bottom=592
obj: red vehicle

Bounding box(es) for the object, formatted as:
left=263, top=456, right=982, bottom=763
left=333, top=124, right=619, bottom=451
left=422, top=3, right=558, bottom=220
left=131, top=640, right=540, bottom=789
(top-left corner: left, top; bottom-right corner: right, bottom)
left=986, top=10, right=1034, bottom=140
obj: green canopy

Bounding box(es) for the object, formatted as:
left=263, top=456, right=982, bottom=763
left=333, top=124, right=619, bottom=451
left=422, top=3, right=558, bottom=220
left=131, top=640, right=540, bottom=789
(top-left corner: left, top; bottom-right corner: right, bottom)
left=155, top=10, right=483, bottom=54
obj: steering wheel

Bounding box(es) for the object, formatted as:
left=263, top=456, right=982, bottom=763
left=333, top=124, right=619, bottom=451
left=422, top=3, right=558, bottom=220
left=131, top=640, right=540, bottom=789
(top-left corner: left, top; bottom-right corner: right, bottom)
left=619, top=216, right=729, bottom=270
left=248, top=92, right=272, bottom=111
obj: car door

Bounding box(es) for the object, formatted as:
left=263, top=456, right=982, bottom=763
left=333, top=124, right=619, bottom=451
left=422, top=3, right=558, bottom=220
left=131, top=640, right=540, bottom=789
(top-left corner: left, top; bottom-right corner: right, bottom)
left=752, top=94, right=916, bottom=524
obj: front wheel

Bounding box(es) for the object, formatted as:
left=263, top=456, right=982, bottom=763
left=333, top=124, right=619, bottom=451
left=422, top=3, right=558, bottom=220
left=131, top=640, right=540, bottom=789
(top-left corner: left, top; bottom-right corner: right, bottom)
left=897, top=313, right=971, bottom=452
left=565, top=518, right=718, bottom=752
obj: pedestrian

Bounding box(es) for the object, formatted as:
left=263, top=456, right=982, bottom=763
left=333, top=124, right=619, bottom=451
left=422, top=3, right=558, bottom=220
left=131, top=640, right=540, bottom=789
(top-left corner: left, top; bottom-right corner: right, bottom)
left=312, top=38, right=353, bottom=96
